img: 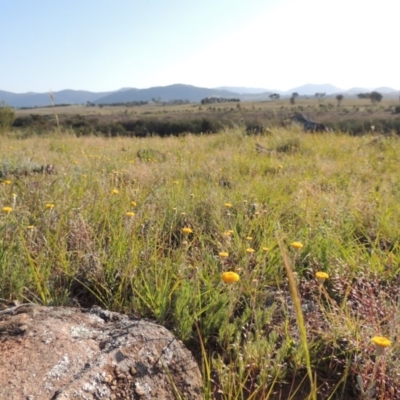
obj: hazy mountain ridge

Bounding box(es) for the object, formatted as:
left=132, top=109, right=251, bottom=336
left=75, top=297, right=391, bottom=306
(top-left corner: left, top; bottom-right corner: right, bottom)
left=0, top=89, right=114, bottom=108
left=215, top=86, right=273, bottom=95
left=1, top=84, right=399, bottom=108
left=93, top=84, right=239, bottom=104
left=287, top=83, right=343, bottom=96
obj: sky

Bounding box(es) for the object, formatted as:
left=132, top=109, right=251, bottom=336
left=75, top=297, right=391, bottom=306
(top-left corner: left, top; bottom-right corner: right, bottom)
left=1, top=0, right=399, bottom=93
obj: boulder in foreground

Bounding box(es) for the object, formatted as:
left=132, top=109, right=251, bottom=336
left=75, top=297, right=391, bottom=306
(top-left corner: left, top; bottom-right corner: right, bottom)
left=0, top=304, right=202, bottom=399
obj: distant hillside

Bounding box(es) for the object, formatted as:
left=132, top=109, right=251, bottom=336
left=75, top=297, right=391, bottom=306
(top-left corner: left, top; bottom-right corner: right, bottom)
left=0, top=89, right=114, bottom=108
left=215, top=86, right=273, bottom=95
left=286, top=83, right=343, bottom=96
left=345, top=87, right=370, bottom=94
left=343, top=87, right=399, bottom=97
left=94, top=84, right=240, bottom=104
left=374, top=86, right=398, bottom=94
left=1, top=83, right=399, bottom=108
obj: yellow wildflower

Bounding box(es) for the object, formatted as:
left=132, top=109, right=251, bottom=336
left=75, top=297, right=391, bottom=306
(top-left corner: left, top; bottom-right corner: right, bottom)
left=291, top=241, right=304, bottom=249
left=112, top=189, right=119, bottom=195
left=371, top=336, right=391, bottom=348
left=372, top=336, right=391, bottom=355
left=222, top=271, right=240, bottom=284
left=262, top=247, right=269, bottom=252
left=182, top=227, right=193, bottom=235
left=2, top=206, right=12, bottom=213
left=2, top=180, right=11, bottom=185
left=130, top=201, right=137, bottom=207
left=27, top=225, right=35, bottom=229
left=125, top=212, right=135, bottom=217
left=224, top=203, right=232, bottom=208
left=246, top=236, right=253, bottom=241
left=45, top=203, right=55, bottom=209
left=219, top=252, right=229, bottom=258
left=246, top=248, right=255, bottom=254
left=315, top=271, right=329, bottom=285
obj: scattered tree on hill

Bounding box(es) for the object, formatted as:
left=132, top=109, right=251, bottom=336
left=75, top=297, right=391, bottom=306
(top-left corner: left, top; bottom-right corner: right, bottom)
left=269, top=93, right=280, bottom=101
left=290, top=92, right=299, bottom=105
left=315, top=93, right=325, bottom=102
left=336, top=94, right=344, bottom=107
left=357, top=92, right=383, bottom=103
left=369, top=91, right=383, bottom=103
left=0, top=103, right=15, bottom=135
left=200, top=97, right=240, bottom=105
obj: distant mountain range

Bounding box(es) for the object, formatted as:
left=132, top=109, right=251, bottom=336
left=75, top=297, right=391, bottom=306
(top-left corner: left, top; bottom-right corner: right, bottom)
left=1, top=83, right=399, bottom=108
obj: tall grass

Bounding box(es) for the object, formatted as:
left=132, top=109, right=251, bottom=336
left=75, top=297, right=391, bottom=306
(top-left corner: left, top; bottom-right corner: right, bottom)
left=1, top=129, right=400, bottom=398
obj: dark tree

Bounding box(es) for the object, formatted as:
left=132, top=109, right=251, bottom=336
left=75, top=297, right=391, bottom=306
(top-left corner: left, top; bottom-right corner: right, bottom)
left=358, top=93, right=373, bottom=100
left=290, top=92, right=299, bottom=104
left=369, top=91, right=383, bottom=103
left=336, top=94, right=344, bottom=107
left=269, top=93, right=280, bottom=101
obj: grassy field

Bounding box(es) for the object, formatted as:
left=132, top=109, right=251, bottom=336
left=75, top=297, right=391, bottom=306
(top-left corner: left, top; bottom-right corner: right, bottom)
left=15, top=97, right=400, bottom=119
left=14, top=98, right=400, bottom=138
left=1, top=124, right=400, bottom=398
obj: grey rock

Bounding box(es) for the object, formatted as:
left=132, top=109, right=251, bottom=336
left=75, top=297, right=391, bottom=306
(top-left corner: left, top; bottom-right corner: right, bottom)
left=0, top=305, right=202, bottom=399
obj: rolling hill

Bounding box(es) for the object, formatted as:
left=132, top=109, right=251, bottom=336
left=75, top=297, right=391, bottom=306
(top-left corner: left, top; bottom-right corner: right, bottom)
left=1, top=83, right=399, bottom=108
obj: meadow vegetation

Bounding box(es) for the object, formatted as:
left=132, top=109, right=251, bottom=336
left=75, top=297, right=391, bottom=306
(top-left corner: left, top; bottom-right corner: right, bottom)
left=1, top=108, right=400, bottom=398
left=11, top=97, right=400, bottom=137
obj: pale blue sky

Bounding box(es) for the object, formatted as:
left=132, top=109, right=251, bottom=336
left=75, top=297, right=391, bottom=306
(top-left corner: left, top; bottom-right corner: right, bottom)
left=1, top=0, right=399, bottom=93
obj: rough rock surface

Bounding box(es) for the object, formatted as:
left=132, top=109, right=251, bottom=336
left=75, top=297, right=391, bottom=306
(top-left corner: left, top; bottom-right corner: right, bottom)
left=0, top=304, right=202, bottom=399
